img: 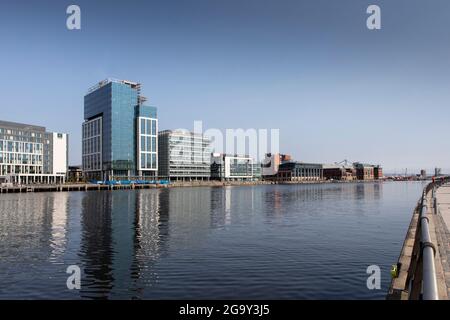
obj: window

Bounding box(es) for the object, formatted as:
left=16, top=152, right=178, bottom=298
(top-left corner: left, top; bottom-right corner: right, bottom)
left=152, top=137, right=156, bottom=152
left=146, top=119, right=151, bottom=135
left=141, top=136, right=145, bottom=151
left=141, top=154, right=145, bottom=169
left=146, top=154, right=151, bottom=168
left=152, top=154, right=156, bottom=169
left=152, top=120, right=156, bottom=135
left=141, top=119, right=145, bottom=134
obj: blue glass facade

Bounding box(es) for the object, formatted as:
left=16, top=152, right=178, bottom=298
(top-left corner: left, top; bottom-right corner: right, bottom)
left=83, top=79, right=157, bottom=180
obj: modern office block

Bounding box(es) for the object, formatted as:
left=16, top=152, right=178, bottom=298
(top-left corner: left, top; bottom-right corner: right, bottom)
left=0, top=120, right=68, bottom=184
left=82, top=79, right=157, bottom=181
left=158, top=130, right=211, bottom=181
left=211, top=153, right=255, bottom=181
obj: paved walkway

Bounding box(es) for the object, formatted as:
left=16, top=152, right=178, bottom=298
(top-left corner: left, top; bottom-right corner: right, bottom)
left=435, top=184, right=450, bottom=297
left=437, top=184, right=450, bottom=230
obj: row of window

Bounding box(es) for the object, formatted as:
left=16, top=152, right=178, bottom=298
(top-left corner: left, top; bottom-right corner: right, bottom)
left=140, top=118, right=157, bottom=136
left=140, top=136, right=157, bottom=153
left=83, top=117, right=102, bottom=139
left=0, top=153, right=43, bottom=165
left=291, top=168, right=322, bottom=177
left=140, top=152, right=157, bottom=170
left=0, top=140, right=43, bottom=154
left=0, top=164, right=43, bottom=175
left=83, top=154, right=101, bottom=171
left=83, top=136, right=101, bottom=155
left=0, top=128, right=43, bottom=138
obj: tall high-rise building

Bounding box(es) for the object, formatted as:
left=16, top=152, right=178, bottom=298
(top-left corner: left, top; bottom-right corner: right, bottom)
left=0, top=120, right=68, bottom=184
left=158, top=130, right=212, bottom=181
left=82, top=79, right=158, bottom=181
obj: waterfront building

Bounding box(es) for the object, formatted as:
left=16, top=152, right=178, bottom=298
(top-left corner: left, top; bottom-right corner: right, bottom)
left=67, top=165, right=83, bottom=183
left=261, top=153, right=292, bottom=176
left=322, top=164, right=356, bottom=181
left=275, top=162, right=323, bottom=181
left=211, top=153, right=255, bottom=181
left=353, top=163, right=375, bottom=180
left=253, top=162, right=262, bottom=180
left=158, top=130, right=212, bottom=181
left=82, top=79, right=158, bottom=181
left=0, top=120, right=68, bottom=184
left=373, top=165, right=383, bottom=180
left=262, top=153, right=323, bottom=182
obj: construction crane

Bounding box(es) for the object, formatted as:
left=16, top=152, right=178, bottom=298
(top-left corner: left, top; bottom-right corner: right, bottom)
left=335, top=159, right=353, bottom=167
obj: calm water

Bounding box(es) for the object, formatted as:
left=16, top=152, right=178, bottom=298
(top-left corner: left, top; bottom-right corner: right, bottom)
left=0, top=181, right=425, bottom=299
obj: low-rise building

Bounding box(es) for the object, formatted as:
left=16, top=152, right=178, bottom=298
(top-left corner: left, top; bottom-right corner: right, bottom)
left=261, top=153, right=291, bottom=176
left=67, top=165, right=83, bottom=183
left=158, top=130, right=212, bottom=181
left=262, top=153, right=323, bottom=182
left=354, top=163, right=375, bottom=180
left=211, top=153, right=254, bottom=181
left=374, top=165, right=383, bottom=180
left=322, top=164, right=356, bottom=180
left=0, top=120, right=68, bottom=185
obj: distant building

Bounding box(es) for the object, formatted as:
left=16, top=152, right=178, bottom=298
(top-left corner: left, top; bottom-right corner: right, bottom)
left=82, top=79, right=158, bottom=181
left=373, top=165, right=383, bottom=180
left=262, top=154, right=322, bottom=181
left=0, top=120, right=68, bottom=184
left=435, top=168, right=442, bottom=177
left=420, top=169, right=427, bottom=179
left=354, top=163, right=375, bottom=180
left=322, top=164, right=356, bottom=180
left=211, top=153, right=255, bottom=181
left=253, top=162, right=262, bottom=180
left=67, top=165, right=83, bottom=183
left=158, top=130, right=212, bottom=181
left=261, top=153, right=291, bottom=176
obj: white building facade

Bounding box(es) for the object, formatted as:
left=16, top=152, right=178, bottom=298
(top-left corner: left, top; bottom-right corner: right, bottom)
left=158, top=130, right=211, bottom=181
left=0, top=120, right=68, bottom=185
left=211, top=153, right=255, bottom=181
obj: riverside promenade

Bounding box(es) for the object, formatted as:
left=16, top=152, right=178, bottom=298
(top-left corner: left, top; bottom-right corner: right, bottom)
left=388, top=178, right=450, bottom=300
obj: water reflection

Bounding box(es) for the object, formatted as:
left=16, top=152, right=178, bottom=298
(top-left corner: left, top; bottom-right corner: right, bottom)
left=0, top=181, right=424, bottom=300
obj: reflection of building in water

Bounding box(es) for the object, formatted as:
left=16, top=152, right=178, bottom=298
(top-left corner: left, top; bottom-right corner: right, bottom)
left=264, top=185, right=325, bottom=216
left=165, top=188, right=212, bottom=243
left=79, top=189, right=169, bottom=299
left=210, top=186, right=264, bottom=228
left=131, top=189, right=168, bottom=294
left=79, top=191, right=114, bottom=299
left=0, top=193, right=67, bottom=258
left=49, top=193, right=69, bottom=261
left=354, top=182, right=382, bottom=201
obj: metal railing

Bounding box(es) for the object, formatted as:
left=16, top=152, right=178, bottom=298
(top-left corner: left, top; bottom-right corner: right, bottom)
left=414, top=176, right=450, bottom=300
left=419, top=194, right=439, bottom=300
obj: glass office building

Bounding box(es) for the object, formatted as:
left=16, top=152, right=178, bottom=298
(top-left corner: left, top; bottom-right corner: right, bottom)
left=211, top=153, right=256, bottom=181
left=158, top=130, right=211, bottom=181
left=0, top=120, right=68, bottom=185
left=82, top=79, right=157, bottom=181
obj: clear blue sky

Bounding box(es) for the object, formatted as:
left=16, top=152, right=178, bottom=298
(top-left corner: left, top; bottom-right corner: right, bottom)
left=1, top=0, right=449, bottom=173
